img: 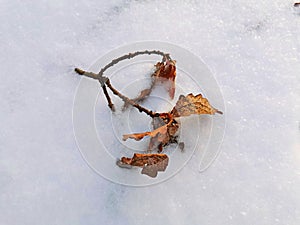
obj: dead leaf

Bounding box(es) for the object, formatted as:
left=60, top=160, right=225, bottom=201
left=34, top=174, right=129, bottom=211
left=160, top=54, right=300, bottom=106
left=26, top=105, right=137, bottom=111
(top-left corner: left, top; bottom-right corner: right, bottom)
left=117, top=153, right=169, bottom=177
left=171, top=93, right=223, bottom=117
left=122, top=123, right=169, bottom=141
left=123, top=113, right=179, bottom=152
left=148, top=113, right=179, bottom=152
left=153, top=59, right=176, bottom=99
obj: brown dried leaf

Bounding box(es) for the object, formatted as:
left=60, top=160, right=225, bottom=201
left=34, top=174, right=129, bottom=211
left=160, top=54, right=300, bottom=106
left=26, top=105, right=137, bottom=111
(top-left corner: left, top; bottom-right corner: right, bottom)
left=148, top=113, right=179, bottom=152
left=153, top=59, right=176, bottom=99
left=117, top=153, right=169, bottom=177
left=123, top=113, right=179, bottom=153
left=171, top=93, right=223, bottom=117
left=122, top=123, right=169, bottom=141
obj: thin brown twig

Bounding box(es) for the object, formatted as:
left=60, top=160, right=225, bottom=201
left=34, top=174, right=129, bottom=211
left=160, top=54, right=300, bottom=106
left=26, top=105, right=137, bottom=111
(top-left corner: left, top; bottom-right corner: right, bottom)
left=122, top=54, right=173, bottom=110
left=102, top=85, right=115, bottom=111
left=75, top=50, right=171, bottom=117
left=75, top=50, right=171, bottom=113
left=122, top=79, right=156, bottom=110
left=74, top=68, right=158, bottom=118
left=96, top=50, right=170, bottom=109
left=105, top=79, right=157, bottom=118
left=97, top=50, right=171, bottom=78
left=75, top=68, right=115, bottom=110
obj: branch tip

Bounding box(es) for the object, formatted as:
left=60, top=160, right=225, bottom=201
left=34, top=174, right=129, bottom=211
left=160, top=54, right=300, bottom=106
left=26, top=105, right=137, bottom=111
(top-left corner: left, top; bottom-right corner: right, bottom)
left=74, top=68, right=85, bottom=75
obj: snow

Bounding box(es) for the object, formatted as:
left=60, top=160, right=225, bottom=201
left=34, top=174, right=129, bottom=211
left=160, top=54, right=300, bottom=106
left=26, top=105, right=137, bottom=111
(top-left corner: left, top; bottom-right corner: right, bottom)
left=1, top=0, right=300, bottom=225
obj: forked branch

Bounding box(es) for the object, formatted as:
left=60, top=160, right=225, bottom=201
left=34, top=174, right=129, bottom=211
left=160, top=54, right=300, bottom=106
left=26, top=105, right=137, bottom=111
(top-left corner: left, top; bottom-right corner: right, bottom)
left=74, top=68, right=158, bottom=118
left=74, top=50, right=171, bottom=117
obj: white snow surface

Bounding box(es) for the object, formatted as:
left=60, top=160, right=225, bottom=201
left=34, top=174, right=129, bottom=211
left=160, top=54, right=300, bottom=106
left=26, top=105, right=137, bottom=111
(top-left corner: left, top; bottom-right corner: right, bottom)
left=1, top=0, right=300, bottom=225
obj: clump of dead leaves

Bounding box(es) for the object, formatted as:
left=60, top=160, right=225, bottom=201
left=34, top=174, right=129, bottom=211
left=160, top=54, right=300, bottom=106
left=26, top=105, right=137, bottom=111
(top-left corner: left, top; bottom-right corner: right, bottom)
left=74, top=50, right=222, bottom=178
left=118, top=93, right=222, bottom=177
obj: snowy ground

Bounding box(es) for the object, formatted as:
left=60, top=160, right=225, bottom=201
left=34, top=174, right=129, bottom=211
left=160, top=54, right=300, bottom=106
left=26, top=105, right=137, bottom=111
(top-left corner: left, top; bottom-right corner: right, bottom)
left=1, top=0, right=300, bottom=225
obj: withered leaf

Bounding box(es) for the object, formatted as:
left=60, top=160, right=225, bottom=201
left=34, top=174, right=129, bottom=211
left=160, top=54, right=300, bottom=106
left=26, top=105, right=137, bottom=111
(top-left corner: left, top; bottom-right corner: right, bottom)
left=117, top=153, right=169, bottom=178
left=171, top=93, right=223, bottom=117
left=153, top=59, right=176, bottom=99
left=148, top=113, right=179, bottom=152
left=123, top=113, right=179, bottom=153
left=122, top=123, right=169, bottom=141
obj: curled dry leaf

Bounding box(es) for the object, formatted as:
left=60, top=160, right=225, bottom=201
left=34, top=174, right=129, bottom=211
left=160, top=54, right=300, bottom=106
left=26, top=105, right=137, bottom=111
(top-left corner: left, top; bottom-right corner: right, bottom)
left=117, top=153, right=169, bottom=178
left=123, top=113, right=179, bottom=152
left=171, top=93, right=223, bottom=117
left=122, top=123, right=169, bottom=141
left=153, top=59, right=176, bottom=99
left=148, top=113, right=179, bottom=152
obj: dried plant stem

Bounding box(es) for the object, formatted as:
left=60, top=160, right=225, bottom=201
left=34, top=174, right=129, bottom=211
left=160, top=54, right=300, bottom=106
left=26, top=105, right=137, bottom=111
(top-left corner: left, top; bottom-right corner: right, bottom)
left=75, top=50, right=171, bottom=117
left=74, top=68, right=157, bottom=118
left=102, top=85, right=115, bottom=111
left=98, top=50, right=171, bottom=77
left=122, top=79, right=155, bottom=110
left=74, top=68, right=116, bottom=111
left=105, top=79, right=157, bottom=118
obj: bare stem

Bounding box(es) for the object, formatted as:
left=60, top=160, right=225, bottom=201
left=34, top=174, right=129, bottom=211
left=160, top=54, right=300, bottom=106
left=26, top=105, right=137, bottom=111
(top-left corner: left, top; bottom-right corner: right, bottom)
left=105, top=79, right=157, bottom=118
left=75, top=68, right=114, bottom=110
left=102, top=85, right=115, bottom=111
left=97, top=50, right=171, bottom=78
left=74, top=50, right=171, bottom=117
left=74, top=68, right=157, bottom=118
left=122, top=78, right=156, bottom=110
